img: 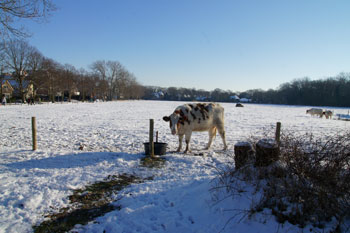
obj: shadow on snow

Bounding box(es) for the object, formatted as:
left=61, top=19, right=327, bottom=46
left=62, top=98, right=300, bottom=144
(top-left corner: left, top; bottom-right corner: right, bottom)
left=4, top=152, right=144, bottom=170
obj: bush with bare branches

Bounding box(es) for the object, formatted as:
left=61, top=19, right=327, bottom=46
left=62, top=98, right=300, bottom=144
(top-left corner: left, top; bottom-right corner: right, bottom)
left=213, top=130, right=350, bottom=232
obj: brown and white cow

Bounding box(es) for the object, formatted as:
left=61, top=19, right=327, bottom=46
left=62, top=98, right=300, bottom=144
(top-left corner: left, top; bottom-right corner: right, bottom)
left=323, top=110, right=333, bottom=119
left=163, top=103, right=228, bottom=153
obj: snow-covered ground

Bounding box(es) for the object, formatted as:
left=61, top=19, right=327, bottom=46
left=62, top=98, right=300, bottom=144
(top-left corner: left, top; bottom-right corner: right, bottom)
left=0, top=100, right=349, bottom=233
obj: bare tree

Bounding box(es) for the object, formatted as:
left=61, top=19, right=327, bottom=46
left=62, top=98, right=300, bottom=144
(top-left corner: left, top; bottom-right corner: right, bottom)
left=108, top=60, right=123, bottom=99
left=90, top=60, right=124, bottom=100
left=27, top=49, right=44, bottom=99
left=40, top=58, right=61, bottom=102
left=90, top=60, right=107, bottom=80
left=77, top=68, right=89, bottom=101
left=0, top=0, right=56, bottom=38
left=90, top=60, right=108, bottom=99
left=117, top=71, right=144, bottom=99
left=62, top=64, right=78, bottom=101
left=166, top=87, right=179, bottom=100
left=115, top=69, right=129, bottom=99
left=0, top=39, right=39, bottom=102
left=84, top=73, right=98, bottom=101
left=95, top=76, right=109, bottom=100
left=123, top=75, right=144, bottom=99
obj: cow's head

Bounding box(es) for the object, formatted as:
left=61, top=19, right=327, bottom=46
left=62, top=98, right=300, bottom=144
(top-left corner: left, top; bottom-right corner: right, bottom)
left=163, top=112, right=180, bottom=135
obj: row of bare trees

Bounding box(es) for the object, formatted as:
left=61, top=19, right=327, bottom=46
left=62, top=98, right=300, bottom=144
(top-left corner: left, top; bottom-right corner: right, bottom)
left=90, top=60, right=144, bottom=100
left=0, top=39, right=144, bottom=102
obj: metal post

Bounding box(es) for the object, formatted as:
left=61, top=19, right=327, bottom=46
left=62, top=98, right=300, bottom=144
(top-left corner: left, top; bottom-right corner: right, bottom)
left=149, top=119, right=154, bottom=157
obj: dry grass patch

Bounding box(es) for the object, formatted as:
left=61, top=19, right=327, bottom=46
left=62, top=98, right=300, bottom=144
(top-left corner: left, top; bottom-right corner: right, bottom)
left=213, top=130, right=350, bottom=232
left=33, top=174, right=150, bottom=233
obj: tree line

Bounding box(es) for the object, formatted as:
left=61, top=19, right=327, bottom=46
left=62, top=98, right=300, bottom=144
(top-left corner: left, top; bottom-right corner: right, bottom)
left=143, top=86, right=240, bottom=102
left=245, top=73, right=350, bottom=107
left=143, top=73, right=350, bottom=107
left=1, top=39, right=349, bottom=107
left=1, top=1, right=350, bottom=107
left=0, top=39, right=144, bottom=102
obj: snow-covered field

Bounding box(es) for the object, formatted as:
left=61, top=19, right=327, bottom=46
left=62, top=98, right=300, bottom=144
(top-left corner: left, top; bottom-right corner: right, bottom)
left=0, top=100, right=349, bottom=233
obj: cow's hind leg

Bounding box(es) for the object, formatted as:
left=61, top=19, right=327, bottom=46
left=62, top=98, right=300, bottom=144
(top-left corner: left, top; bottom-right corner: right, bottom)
left=177, top=134, right=184, bottom=152
left=217, top=124, right=228, bottom=150
left=184, top=131, right=192, bottom=153
left=205, top=127, right=216, bottom=150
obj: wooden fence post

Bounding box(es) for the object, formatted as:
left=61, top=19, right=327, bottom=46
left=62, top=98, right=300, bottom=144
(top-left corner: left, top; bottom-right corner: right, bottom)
left=149, top=119, right=154, bottom=157
left=275, top=122, right=281, bottom=144
left=32, top=117, right=37, bottom=150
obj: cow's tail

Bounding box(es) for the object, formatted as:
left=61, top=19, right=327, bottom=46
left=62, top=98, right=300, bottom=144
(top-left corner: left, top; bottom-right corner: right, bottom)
left=213, top=127, right=217, bottom=139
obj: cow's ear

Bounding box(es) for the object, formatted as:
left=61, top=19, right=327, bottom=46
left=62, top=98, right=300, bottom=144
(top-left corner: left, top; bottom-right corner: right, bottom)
left=163, top=116, right=170, bottom=122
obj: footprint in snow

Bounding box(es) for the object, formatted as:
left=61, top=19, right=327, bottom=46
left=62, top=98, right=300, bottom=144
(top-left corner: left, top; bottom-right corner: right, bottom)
left=188, top=216, right=195, bottom=224
left=177, top=210, right=183, bottom=219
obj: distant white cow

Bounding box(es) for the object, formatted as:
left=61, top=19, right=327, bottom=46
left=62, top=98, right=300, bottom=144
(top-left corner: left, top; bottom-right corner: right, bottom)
left=323, top=110, right=333, bottom=119
left=163, top=103, right=227, bottom=153
left=306, top=108, right=323, bottom=118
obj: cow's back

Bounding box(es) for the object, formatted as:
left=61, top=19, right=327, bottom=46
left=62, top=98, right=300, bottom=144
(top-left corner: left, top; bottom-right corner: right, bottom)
left=180, top=103, right=224, bottom=132
left=307, top=108, right=323, bottom=116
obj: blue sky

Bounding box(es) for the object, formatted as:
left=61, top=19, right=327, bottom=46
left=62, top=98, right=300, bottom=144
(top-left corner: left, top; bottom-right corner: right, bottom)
left=22, top=0, right=350, bottom=92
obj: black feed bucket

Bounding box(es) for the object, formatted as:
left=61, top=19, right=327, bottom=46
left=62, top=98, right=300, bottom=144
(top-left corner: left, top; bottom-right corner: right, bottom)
left=144, top=142, right=167, bottom=155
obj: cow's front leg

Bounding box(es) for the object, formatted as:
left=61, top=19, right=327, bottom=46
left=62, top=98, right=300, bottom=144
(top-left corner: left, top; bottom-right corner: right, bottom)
left=177, top=134, right=184, bottom=152
left=184, top=131, right=192, bottom=153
